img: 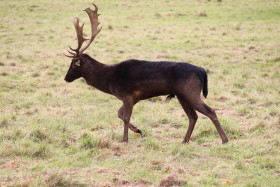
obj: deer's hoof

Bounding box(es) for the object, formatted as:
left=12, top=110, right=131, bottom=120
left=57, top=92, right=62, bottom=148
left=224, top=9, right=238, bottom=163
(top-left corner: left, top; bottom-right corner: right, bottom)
left=222, top=140, right=229, bottom=144
left=121, top=138, right=128, bottom=143
left=137, top=129, right=143, bottom=136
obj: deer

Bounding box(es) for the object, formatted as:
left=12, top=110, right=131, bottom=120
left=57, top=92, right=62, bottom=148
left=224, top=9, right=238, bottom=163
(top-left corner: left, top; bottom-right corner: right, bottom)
left=64, top=4, right=229, bottom=144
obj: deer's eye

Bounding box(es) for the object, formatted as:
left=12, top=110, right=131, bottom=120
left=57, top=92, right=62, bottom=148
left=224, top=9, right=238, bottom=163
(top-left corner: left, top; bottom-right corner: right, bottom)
left=71, top=63, right=76, bottom=69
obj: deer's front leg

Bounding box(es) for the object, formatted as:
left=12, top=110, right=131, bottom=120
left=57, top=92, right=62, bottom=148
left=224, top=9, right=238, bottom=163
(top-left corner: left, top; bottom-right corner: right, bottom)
left=118, top=101, right=134, bottom=142
left=118, top=105, right=142, bottom=138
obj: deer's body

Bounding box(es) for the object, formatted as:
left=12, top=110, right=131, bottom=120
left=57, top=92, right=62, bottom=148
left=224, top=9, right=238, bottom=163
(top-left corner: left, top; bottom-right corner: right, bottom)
left=64, top=4, right=229, bottom=144
left=111, top=58, right=207, bottom=100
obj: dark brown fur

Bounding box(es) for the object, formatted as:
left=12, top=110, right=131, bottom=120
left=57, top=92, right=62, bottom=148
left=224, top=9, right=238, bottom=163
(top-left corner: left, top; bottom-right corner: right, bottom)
left=65, top=54, right=229, bottom=144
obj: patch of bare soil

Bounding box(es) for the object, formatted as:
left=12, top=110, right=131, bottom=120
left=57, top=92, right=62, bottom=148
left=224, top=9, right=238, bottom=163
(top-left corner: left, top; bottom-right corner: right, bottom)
left=102, top=181, right=113, bottom=187
left=215, top=107, right=236, bottom=117
left=159, top=174, right=187, bottom=187
left=215, top=96, right=230, bottom=102
left=172, top=109, right=185, bottom=117
left=201, top=142, right=213, bottom=147
left=0, top=159, right=29, bottom=171
left=110, top=178, right=152, bottom=187
left=111, top=143, right=127, bottom=157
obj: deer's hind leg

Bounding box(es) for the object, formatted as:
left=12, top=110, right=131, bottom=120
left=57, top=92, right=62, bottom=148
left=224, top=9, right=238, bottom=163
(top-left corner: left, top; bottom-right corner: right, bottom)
left=177, top=98, right=198, bottom=143
left=192, top=100, right=229, bottom=143
left=180, top=93, right=229, bottom=144
left=175, top=75, right=229, bottom=144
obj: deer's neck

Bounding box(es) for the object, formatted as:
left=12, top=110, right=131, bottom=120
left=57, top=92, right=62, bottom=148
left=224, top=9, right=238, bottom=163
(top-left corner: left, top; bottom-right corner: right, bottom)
left=81, top=61, right=113, bottom=95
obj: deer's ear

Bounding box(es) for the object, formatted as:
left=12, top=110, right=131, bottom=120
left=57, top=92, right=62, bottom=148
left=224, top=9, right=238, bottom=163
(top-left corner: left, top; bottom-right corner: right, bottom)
left=75, top=60, right=80, bottom=67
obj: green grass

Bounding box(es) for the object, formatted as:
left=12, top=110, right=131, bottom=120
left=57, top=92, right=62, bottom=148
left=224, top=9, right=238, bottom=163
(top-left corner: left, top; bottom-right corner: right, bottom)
left=1, top=0, right=280, bottom=186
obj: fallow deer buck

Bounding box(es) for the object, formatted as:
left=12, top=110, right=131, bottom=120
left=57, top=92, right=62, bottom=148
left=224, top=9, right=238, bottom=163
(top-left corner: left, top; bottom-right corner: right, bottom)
left=64, top=4, right=229, bottom=144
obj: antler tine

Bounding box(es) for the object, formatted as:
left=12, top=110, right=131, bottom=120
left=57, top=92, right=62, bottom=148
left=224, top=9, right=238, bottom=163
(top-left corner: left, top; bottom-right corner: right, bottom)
left=64, top=53, right=75, bottom=58
left=78, top=3, right=102, bottom=55
left=67, top=49, right=76, bottom=55
left=68, top=45, right=76, bottom=52
left=92, top=3, right=98, bottom=13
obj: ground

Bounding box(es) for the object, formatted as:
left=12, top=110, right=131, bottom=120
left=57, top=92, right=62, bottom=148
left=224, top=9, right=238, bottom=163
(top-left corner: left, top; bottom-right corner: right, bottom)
left=0, top=0, right=280, bottom=186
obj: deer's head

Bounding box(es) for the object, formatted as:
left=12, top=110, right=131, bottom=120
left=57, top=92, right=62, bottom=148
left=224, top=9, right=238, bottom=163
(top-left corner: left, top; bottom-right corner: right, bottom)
left=64, top=4, right=102, bottom=82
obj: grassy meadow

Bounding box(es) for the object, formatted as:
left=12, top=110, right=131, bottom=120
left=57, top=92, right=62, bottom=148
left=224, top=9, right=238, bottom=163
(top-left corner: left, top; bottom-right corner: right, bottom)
left=1, top=0, right=280, bottom=186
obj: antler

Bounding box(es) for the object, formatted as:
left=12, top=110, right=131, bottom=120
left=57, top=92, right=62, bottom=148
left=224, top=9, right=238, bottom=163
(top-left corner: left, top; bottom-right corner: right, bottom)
left=65, top=3, right=102, bottom=58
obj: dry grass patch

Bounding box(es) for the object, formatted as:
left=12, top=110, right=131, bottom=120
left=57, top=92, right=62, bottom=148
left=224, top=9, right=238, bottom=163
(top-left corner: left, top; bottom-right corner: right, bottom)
left=44, top=172, right=86, bottom=187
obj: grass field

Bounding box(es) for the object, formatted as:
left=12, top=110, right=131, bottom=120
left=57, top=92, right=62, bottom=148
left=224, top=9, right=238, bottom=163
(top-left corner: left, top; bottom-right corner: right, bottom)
left=1, top=0, right=280, bottom=186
